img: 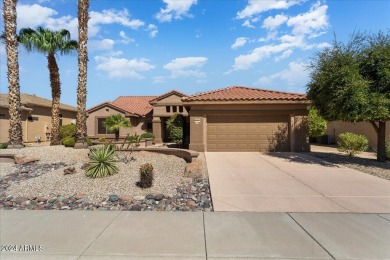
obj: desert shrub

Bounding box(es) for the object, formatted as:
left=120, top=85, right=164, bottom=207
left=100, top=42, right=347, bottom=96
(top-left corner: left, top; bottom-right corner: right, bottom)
left=139, top=163, right=154, bottom=188
left=62, top=137, right=75, bottom=147
left=98, top=137, right=106, bottom=143
left=141, top=132, right=155, bottom=139
left=166, top=114, right=184, bottom=146
left=87, top=138, right=93, bottom=146
left=338, top=132, right=368, bottom=157
left=60, top=124, right=76, bottom=139
left=308, top=108, right=327, bottom=138
left=386, top=140, right=390, bottom=160
left=85, top=145, right=119, bottom=178
left=0, top=143, right=8, bottom=149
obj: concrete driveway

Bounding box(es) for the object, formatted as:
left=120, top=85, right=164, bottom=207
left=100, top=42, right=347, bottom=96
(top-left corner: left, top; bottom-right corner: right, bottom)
left=206, top=152, right=390, bottom=213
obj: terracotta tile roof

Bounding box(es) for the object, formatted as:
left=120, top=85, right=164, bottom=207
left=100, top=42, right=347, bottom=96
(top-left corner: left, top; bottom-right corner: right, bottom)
left=111, top=96, right=157, bottom=116
left=182, top=86, right=307, bottom=102
left=149, top=90, right=187, bottom=103
left=0, top=93, right=77, bottom=111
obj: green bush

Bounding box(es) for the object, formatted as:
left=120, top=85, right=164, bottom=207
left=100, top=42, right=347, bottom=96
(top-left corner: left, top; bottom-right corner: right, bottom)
left=338, top=132, right=368, bottom=157
left=85, top=145, right=119, bottom=178
left=139, top=163, right=154, bottom=188
left=62, top=137, right=76, bottom=147
left=60, top=124, right=76, bottom=139
left=141, top=132, right=155, bottom=139
left=98, top=137, right=106, bottom=143
left=166, top=114, right=184, bottom=146
left=386, top=140, right=390, bottom=160
left=87, top=138, right=93, bottom=146
left=308, top=108, right=327, bottom=138
left=0, top=143, right=8, bottom=149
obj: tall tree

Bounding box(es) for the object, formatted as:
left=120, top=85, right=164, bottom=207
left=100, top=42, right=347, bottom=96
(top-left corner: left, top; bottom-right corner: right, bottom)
left=18, top=27, right=77, bottom=145
left=3, top=0, right=23, bottom=148
left=307, top=32, right=390, bottom=162
left=75, top=0, right=90, bottom=148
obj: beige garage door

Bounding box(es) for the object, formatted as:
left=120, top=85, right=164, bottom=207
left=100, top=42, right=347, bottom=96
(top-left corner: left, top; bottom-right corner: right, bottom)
left=207, top=115, right=289, bottom=152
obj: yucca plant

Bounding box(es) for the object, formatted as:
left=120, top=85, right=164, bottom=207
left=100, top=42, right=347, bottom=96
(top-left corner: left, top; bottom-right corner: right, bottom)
left=139, top=163, right=154, bottom=188
left=86, top=145, right=119, bottom=178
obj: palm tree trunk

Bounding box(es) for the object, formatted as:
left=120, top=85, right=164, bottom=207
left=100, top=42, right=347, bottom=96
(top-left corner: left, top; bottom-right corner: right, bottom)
left=3, top=0, right=23, bottom=148
left=75, top=0, right=90, bottom=149
left=48, top=53, right=61, bottom=145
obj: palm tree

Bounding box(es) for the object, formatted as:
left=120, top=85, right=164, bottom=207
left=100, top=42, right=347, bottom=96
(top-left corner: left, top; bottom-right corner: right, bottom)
left=103, top=114, right=131, bottom=141
left=18, top=27, right=77, bottom=145
left=74, top=0, right=90, bottom=148
left=3, top=0, right=23, bottom=148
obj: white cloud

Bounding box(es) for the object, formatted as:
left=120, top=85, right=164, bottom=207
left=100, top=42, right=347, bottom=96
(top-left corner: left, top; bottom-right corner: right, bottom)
left=242, top=20, right=255, bottom=28
left=262, top=14, right=288, bottom=30
left=95, top=55, right=155, bottom=79
left=287, top=2, right=329, bottom=36
left=256, top=61, right=309, bottom=91
left=119, top=31, right=135, bottom=44
left=89, top=39, right=115, bottom=52
left=155, top=0, right=198, bottom=22
left=17, top=4, right=57, bottom=29
left=146, top=24, right=158, bottom=38
left=275, top=49, right=293, bottom=61
left=231, top=37, right=248, bottom=49
left=163, top=57, right=207, bottom=78
left=237, top=0, right=302, bottom=19
left=16, top=4, right=145, bottom=40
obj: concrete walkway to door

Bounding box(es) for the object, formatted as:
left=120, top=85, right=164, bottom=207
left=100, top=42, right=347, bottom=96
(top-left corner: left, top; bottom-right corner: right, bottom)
left=206, top=152, right=390, bottom=213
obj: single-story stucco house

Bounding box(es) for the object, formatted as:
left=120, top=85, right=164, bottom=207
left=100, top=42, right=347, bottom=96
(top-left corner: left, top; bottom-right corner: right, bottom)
left=325, top=121, right=389, bottom=149
left=87, top=86, right=310, bottom=152
left=0, top=93, right=77, bottom=143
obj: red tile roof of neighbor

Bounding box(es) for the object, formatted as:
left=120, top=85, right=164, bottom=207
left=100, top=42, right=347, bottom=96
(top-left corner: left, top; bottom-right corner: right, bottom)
left=182, top=86, right=307, bottom=102
left=111, top=96, right=157, bottom=116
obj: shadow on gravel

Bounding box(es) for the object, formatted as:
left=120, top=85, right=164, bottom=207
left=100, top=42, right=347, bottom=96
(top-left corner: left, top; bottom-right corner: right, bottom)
left=266, top=152, right=339, bottom=168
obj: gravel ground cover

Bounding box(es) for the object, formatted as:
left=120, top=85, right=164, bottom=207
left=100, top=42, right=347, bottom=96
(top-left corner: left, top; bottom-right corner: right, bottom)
left=0, top=146, right=212, bottom=211
left=306, top=145, right=390, bottom=181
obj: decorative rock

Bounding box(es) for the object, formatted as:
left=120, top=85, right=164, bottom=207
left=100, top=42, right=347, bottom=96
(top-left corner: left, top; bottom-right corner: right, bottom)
left=14, top=196, right=28, bottom=205
left=146, top=194, right=155, bottom=200
left=130, top=205, right=142, bottom=211
left=36, top=196, right=47, bottom=202
left=80, top=163, right=90, bottom=170
left=108, top=195, right=119, bottom=202
left=61, top=206, right=71, bottom=210
left=14, top=154, right=40, bottom=164
left=186, top=200, right=196, bottom=207
left=155, top=194, right=164, bottom=201
left=119, top=195, right=133, bottom=202
left=75, top=194, right=86, bottom=200
left=63, top=167, right=76, bottom=175
left=133, top=195, right=145, bottom=201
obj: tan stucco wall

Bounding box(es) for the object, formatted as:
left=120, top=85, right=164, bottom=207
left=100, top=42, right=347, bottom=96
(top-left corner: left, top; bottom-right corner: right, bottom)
left=187, top=103, right=309, bottom=152
left=152, top=94, right=189, bottom=118
left=326, top=121, right=390, bottom=148
left=0, top=106, right=76, bottom=143
left=86, top=105, right=151, bottom=139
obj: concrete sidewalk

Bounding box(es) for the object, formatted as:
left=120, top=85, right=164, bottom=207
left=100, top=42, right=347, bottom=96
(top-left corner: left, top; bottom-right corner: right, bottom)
left=1, top=211, right=389, bottom=259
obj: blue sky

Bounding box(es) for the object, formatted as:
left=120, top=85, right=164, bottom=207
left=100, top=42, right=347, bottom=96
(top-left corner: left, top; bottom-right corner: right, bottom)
left=0, top=0, right=389, bottom=108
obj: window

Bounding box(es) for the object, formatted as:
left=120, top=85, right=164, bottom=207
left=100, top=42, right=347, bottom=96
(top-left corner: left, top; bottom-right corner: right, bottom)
left=0, top=113, right=6, bottom=117
left=97, top=118, right=114, bottom=134
left=179, top=106, right=183, bottom=113
left=172, top=106, right=177, bottom=113
left=146, top=122, right=152, bottom=131
left=166, top=106, right=170, bottom=113
left=28, top=116, right=39, bottom=121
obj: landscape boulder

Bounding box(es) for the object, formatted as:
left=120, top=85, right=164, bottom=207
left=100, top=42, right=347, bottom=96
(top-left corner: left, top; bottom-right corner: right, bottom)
left=14, top=154, right=40, bottom=165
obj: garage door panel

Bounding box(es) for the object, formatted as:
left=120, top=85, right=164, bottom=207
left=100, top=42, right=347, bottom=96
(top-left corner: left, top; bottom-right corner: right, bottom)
left=207, top=115, right=289, bottom=152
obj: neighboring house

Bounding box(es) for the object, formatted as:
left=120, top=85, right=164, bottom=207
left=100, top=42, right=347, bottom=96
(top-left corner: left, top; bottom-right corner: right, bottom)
left=87, top=86, right=310, bottom=152
left=0, top=93, right=77, bottom=143
left=325, top=121, right=390, bottom=149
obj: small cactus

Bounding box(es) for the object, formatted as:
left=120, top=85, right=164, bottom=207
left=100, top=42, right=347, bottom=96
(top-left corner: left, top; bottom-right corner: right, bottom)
left=139, top=163, right=154, bottom=188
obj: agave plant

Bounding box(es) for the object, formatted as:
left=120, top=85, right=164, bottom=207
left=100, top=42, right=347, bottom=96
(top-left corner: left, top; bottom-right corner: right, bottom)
left=85, top=145, right=119, bottom=178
